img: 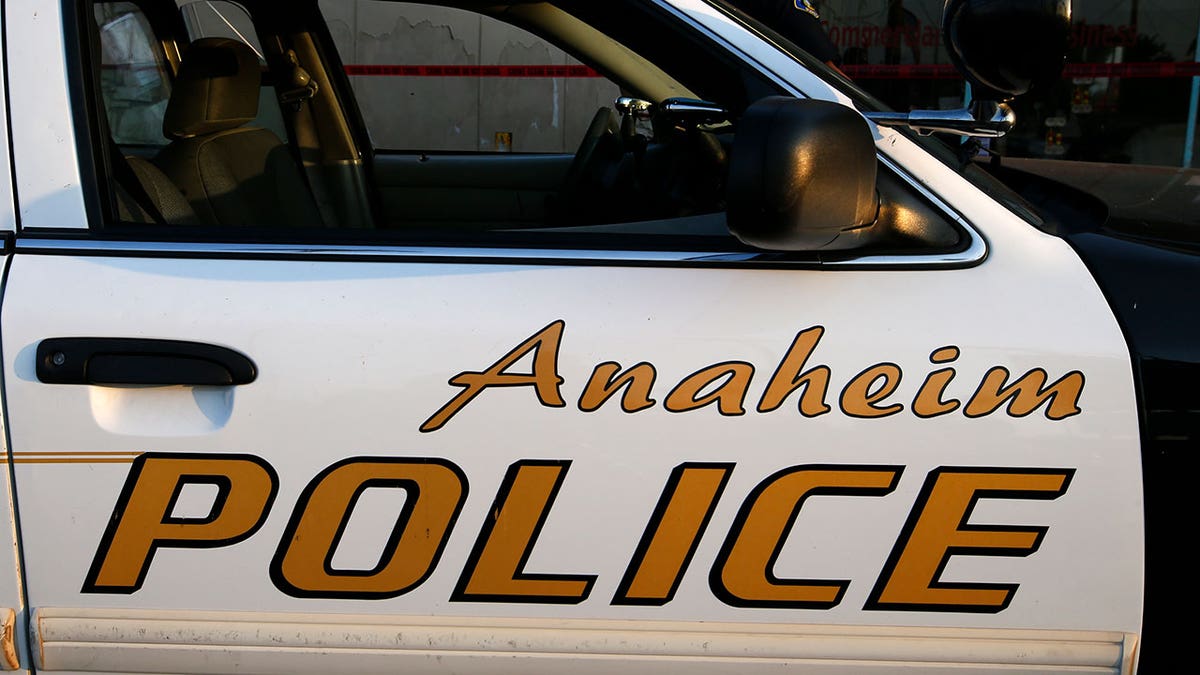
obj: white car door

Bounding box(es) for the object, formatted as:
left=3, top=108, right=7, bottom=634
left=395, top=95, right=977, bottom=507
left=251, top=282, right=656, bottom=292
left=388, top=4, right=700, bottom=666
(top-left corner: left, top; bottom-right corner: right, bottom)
left=1, top=0, right=1142, bottom=673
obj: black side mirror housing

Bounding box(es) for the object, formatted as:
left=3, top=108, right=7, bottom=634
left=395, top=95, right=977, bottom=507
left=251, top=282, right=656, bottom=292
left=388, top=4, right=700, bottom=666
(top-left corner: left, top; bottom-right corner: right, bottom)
left=727, top=97, right=878, bottom=251
left=943, top=0, right=1071, bottom=100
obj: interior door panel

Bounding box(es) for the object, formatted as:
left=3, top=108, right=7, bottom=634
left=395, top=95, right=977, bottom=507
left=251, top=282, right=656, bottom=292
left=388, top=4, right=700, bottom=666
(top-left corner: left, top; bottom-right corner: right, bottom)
left=373, top=153, right=573, bottom=227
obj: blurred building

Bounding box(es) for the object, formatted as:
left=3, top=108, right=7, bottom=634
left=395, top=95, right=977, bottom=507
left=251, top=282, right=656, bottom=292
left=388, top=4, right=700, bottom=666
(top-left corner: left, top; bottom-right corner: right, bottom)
left=823, top=0, right=1200, bottom=167
left=99, top=1, right=1200, bottom=168
left=322, top=1, right=620, bottom=154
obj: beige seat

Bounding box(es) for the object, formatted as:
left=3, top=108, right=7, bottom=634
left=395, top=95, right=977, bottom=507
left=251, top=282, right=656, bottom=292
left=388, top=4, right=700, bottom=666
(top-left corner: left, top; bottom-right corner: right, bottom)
left=154, top=38, right=322, bottom=228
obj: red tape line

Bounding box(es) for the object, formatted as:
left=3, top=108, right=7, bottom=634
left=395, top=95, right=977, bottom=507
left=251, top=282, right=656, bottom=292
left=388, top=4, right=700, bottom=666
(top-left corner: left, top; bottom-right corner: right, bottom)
left=102, top=61, right=1200, bottom=80
left=842, top=62, right=1200, bottom=80
left=344, top=64, right=602, bottom=78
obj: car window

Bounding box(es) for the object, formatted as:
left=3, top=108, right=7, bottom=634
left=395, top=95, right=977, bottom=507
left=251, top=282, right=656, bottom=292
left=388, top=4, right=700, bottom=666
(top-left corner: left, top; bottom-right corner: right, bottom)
left=78, top=0, right=965, bottom=259
left=94, top=2, right=173, bottom=148
left=324, top=1, right=623, bottom=154
left=180, top=0, right=267, bottom=59
left=178, top=0, right=287, bottom=141
left=315, top=0, right=785, bottom=238
left=94, top=0, right=285, bottom=150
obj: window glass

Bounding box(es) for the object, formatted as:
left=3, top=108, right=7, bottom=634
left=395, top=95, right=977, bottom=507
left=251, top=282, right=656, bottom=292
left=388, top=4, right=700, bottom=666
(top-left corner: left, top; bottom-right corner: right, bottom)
left=84, top=0, right=962, bottom=259
left=95, top=3, right=172, bottom=147
left=314, top=0, right=777, bottom=235
left=322, top=1, right=623, bottom=153
left=763, top=0, right=1200, bottom=169
left=179, top=0, right=267, bottom=60
left=178, top=0, right=287, bottom=140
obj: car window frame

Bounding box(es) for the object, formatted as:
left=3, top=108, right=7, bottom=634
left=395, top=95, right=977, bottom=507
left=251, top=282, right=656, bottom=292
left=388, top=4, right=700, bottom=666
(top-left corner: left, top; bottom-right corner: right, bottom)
left=54, top=0, right=985, bottom=271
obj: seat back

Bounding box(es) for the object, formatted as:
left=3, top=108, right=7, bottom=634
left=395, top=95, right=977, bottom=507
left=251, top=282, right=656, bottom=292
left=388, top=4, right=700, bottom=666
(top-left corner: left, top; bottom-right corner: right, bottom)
left=116, top=156, right=201, bottom=225
left=154, top=38, right=322, bottom=228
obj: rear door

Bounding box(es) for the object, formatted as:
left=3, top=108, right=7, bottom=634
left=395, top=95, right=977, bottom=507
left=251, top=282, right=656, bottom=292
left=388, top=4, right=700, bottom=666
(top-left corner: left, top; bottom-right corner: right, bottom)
left=2, top=0, right=1142, bottom=673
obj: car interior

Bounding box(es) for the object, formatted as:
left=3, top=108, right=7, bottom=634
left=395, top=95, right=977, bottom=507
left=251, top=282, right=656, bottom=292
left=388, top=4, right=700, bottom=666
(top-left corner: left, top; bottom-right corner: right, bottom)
left=84, top=0, right=965, bottom=255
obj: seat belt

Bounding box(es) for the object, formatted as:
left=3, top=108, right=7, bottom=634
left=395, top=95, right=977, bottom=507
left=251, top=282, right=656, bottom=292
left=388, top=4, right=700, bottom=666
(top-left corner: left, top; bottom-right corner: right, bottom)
left=278, top=50, right=338, bottom=227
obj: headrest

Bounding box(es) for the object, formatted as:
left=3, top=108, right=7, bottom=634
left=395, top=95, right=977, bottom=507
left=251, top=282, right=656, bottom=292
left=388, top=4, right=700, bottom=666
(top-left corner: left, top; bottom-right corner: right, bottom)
left=164, top=38, right=261, bottom=139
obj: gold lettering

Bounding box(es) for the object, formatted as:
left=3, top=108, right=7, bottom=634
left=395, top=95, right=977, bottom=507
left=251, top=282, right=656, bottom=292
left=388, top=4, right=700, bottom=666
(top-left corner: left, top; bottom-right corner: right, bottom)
left=579, top=362, right=657, bottom=413
left=614, top=464, right=733, bottom=605
left=664, top=362, right=755, bottom=415
left=271, top=459, right=466, bottom=599
left=757, top=327, right=833, bottom=417
left=453, top=461, right=595, bottom=604
left=840, top=364, right=904, bottom=418
left=965, top=368, right=1084, bottom=420
left=711, top=465, right=902, bottom=608
left=421, top=321, right=567, bottom=432
left=83, top=454, right=277, bottom=594
left=866, top=468, right=1073, bottom=612
left=912, top=347, right=961, bottom=418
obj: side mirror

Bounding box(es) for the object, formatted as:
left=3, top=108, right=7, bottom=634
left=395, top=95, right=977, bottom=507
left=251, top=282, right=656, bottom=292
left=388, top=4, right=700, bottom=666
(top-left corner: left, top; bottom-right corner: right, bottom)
left=944, top=0, right=1071, bottom=100
left=727, top=97, right=878, bottom=251
left=866, top=0, right=1070, bottom=137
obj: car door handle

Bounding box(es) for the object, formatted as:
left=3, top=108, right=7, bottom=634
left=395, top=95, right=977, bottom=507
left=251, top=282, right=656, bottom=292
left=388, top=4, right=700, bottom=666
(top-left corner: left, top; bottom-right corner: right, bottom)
left=36, top=338, right=258, bottom=386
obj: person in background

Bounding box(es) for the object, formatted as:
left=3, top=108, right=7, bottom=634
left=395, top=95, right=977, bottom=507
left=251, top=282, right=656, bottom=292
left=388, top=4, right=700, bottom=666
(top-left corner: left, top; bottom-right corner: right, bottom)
left=732, top=0, right=843, bottom=71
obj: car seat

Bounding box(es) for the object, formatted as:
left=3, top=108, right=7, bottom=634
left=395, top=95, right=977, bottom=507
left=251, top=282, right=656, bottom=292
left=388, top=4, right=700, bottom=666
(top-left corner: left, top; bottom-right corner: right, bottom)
left=154, top=37, right=322, bottom=228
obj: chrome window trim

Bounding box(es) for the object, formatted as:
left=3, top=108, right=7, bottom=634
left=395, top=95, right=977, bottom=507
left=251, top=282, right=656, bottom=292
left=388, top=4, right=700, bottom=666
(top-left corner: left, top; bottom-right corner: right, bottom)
left=15, top=231, right=983, bottom=269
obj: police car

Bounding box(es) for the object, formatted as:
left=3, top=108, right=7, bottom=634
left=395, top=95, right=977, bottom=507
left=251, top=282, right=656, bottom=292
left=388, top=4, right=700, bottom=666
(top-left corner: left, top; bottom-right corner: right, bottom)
left=0, top=0, right=1191, bottom=672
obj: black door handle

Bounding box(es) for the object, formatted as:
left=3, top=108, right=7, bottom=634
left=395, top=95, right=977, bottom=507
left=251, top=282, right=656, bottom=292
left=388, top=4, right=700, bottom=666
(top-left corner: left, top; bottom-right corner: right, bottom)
left=37, top=338, right=257, bottom=386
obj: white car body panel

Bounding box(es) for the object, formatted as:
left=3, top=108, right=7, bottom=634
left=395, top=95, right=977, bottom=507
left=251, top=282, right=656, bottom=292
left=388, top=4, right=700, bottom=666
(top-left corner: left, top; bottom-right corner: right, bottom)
left=2, top=233, right=1143, bottom=673
left=0, top=0, right=1145, bottom=673
left=0, top=12, right=15, bottom=235
left=4, top=0, right=88, bottom=231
